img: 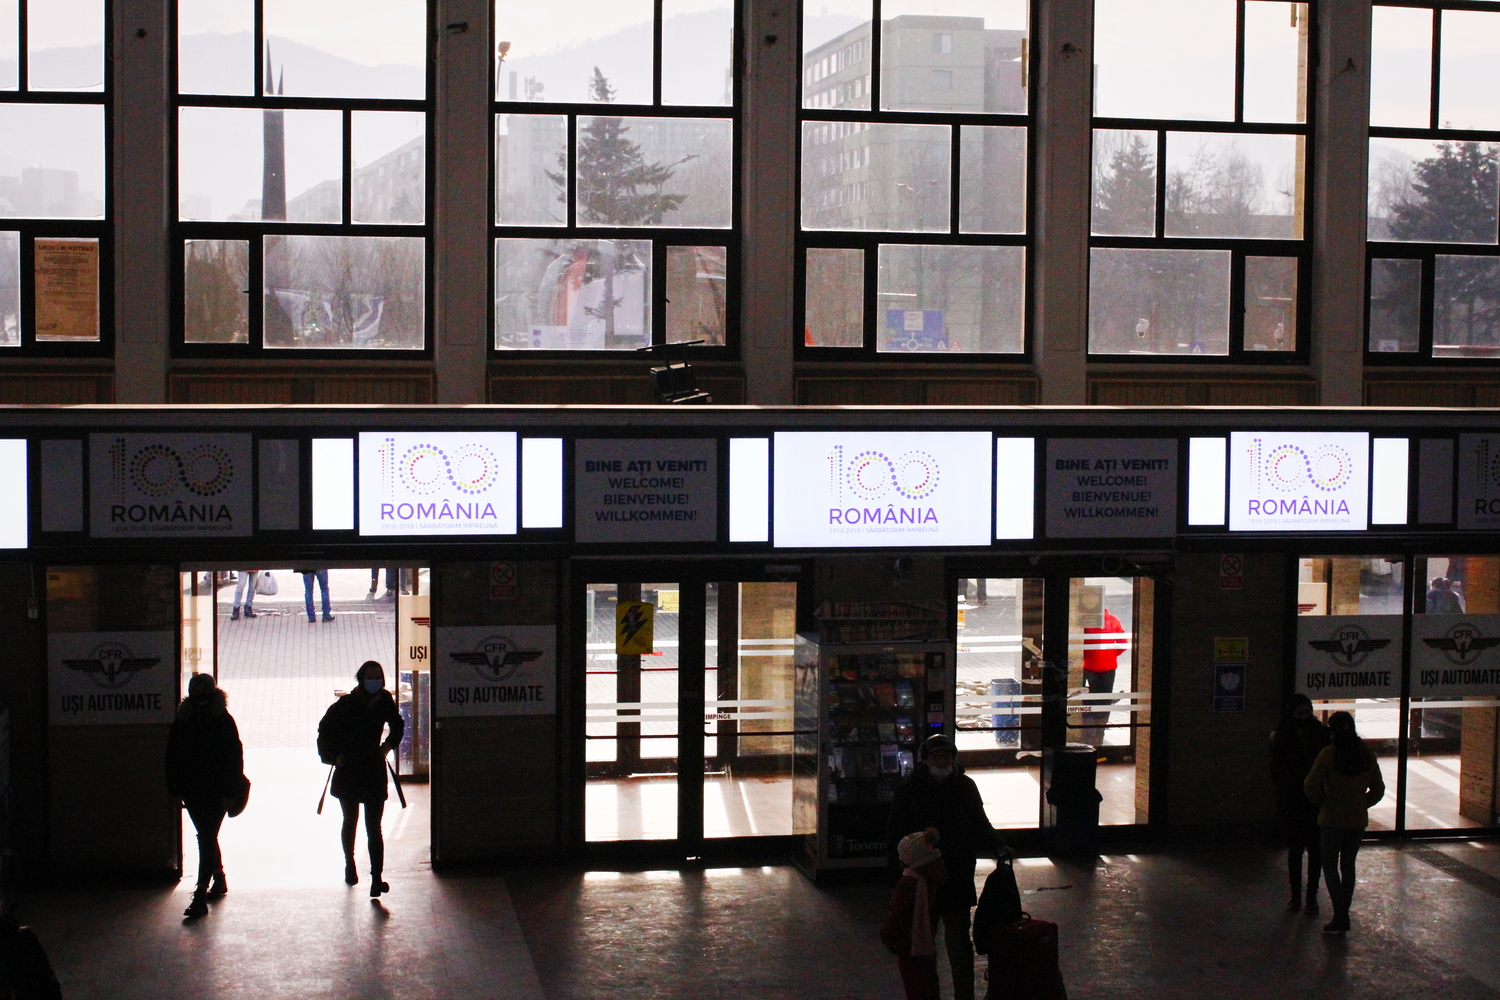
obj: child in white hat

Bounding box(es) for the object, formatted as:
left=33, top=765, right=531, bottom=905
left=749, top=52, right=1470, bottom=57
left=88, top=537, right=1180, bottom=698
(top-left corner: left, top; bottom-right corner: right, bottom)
left=880, top=827, right=946, bottom=1000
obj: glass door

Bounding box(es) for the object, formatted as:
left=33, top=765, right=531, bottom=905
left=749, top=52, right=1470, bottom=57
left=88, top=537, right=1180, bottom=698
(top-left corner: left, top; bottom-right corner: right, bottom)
left=396, top=568, right=431, bottom=779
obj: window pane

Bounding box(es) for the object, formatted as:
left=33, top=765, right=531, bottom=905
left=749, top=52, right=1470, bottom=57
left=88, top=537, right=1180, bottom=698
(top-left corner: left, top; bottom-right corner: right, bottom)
left=34, top=237, right=99, bottom=341
left=1439, top=10, right=1500, bottom=132
left=1092, top=0, right=1235, bottom=121
left=1092, top=128, right=1156, bottom=236
left=960, top=125, right=1026, bottom=234
left=28, top=0, right=103, bottom=92
left=1433, top=255, right=1500, bottom=359
left=879, top=0, right=1028, bottom=114
left=0, top=104, right=105, bottom=218
left=1088, top=247, right=1230, bottom=355
left=1164, top=132, right=1303, bottom=239
left=665, top=245, right=727, bottom=345
left=496, top=114, right=567, bottom=227
left=264, top=0, right=425, bottom=100
left=0, top=0, right=18, bottom=91
left=1242, top=2, right=1307, bottom=124
left=179, top=107, right=342, bottom=223
left=352, top=111, right=425, bottom=225
left=804, top=0, right=872, bottom=111
left=178, top=0, right=255, bottom=96
left=0, top=231, right=16, bottom=346
left=575, top=116, right=732, bottom=228
left=183, top=240, right=250, bottom=344
left=264, top=235, right=424, bottom=349
left=1368, top=138, right=1499, bottom=245
left=662, top=0, right=734, bottom=106
left=494, top=237, right=651, bottom=350
left=495, top=1, right=653, bottom=105
left=1367, top=257, right=1421, bottom=354
left=1370, top=6, right=1432, bottom=129
left=804, top=247, right=864, bottom=347
left=877, top=244, right=1024, bottom=354
left=1244, top=256, right=1296, bottom=352
left=801, top=120, right=950, bottom=232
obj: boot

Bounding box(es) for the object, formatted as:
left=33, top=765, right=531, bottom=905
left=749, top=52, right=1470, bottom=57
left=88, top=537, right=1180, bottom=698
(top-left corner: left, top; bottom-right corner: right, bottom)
left=230, top=607, right=240, bottom=621
left=208, top=873, right=228, bottom=898
left=1304, top=887, right=1319, bottom=915
left=243, top=607, right=256, bottom=618
left=1286, top=891, right=1301, bottom=911
left=184, top=889, right=209, bottom=919
left=344, top=860, right=358, bottom=886
left=369, top=875, right=389, bottom=898
left=1323, top=912, right=1349, bottom=935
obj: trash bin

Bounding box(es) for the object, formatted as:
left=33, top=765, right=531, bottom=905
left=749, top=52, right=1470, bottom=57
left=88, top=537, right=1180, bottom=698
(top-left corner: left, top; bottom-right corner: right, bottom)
left=990, top=678, right=1021, bottom=747
left=1042, top=742, right=1102, bottom=857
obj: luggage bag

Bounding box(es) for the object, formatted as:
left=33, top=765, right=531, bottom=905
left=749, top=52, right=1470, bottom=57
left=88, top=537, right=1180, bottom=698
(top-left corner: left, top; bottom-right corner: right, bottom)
left=984, top=914, right=1067, bottom=1000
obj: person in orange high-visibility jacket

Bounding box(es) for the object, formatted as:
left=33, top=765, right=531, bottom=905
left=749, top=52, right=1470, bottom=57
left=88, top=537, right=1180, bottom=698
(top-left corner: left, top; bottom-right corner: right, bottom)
left=1080, top=608, right=1126, bottom=747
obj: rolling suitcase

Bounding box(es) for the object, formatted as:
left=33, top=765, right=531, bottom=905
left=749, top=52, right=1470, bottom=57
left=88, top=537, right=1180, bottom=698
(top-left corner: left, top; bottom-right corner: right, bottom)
left=985, top=913, right=1067, bottom=1000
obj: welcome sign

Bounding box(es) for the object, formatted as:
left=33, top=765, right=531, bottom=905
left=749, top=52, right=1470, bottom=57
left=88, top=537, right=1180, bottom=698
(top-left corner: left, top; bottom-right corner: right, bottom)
left=1229, top=432, right=1369, bottom=532
left=358, top=432, right=517, bottom=536
left=772, top=431, right=992, bottom=547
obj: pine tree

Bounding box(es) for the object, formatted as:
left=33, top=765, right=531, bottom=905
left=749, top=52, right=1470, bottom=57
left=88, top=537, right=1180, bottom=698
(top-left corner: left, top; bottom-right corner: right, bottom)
left=1093, top=133, right=1157, bottom=236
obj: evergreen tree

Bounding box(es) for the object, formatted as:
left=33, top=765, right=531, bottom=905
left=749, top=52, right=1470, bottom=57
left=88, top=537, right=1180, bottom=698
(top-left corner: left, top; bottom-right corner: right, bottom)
left=1093, top=133, right=1156, bottom=236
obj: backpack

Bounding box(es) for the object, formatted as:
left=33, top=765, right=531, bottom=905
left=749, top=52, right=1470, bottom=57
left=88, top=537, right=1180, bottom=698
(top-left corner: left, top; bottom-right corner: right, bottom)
left=973, top=856, right=1025, bottom=955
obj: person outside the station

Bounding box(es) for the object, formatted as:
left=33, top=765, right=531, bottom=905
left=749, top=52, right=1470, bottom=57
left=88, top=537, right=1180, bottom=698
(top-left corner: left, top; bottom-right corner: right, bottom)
left=318, top=660, right=404, bottom=898
left=1303, top=711, right=1385, bottom=936
left=165, top=673, right=245, bottom=919
left=1425, top=576, right=1464, bottom=614
left=230, top=569, right=260, bottom=620
left=1269, top=692, right=1330, bottom=914
left=1080, top=605, right=1127, bottom=747
left=886, top=734, right=1008, bottom=1000
left=297, top=566, right=334, bottom=623
left=881, top=827, right=946, bottom=1000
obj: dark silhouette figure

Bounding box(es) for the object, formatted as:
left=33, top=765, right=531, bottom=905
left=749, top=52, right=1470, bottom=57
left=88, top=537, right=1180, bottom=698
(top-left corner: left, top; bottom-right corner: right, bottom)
left=318, top=661, right=404, bottom=898
left=1269, top=693, right=1330, bottom=913
left=1304, top=711, right=1386, bottom=935
left=166, top=673, right=244, bottom=919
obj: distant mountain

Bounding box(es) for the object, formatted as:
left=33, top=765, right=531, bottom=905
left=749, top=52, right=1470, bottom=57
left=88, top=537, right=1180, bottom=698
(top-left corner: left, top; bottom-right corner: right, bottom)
left=179, top=33, right=425, bottom=101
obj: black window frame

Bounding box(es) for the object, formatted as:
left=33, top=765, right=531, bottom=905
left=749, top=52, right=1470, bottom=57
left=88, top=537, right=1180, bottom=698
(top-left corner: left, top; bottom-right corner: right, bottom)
left=1365, top=0, right=1500, bottom=366
left=487, top=2, right=744, bottom=361
left=794, top=0, right=1036, bottom=362
left=0, top=0, right=115, bottom=359
left=168, top=0, right=436, bottom=360
left=1086, top=0, right=1314, bottom=366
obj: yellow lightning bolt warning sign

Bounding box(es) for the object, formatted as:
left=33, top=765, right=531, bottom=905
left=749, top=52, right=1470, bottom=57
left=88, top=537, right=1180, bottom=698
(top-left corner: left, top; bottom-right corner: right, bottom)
left=616, top=601, right=655, bottom=656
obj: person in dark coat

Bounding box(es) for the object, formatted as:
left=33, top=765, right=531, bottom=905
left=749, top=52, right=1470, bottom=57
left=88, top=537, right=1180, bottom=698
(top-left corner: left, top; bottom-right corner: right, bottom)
left=165, top=673, right=244, bottom=919
left=318, top=660, right=404, bottom=898
left=1270, top=692, right=1331, bottom=914
left=886, top=734, right=1006, bottom=1000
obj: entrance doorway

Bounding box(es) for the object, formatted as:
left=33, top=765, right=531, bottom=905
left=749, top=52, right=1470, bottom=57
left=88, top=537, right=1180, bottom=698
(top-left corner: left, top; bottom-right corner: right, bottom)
left=579, top=575, right=806, bottom=852
left=178, top=566, right=431, bottom=886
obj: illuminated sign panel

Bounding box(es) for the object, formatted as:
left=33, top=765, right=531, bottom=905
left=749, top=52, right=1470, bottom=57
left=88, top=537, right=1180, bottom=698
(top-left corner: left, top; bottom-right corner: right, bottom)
left=772, top=431, right=992, bottom=548
left=1229, top=432, right=1369, bottom=532
left=358, top=432, right=517, bottom=536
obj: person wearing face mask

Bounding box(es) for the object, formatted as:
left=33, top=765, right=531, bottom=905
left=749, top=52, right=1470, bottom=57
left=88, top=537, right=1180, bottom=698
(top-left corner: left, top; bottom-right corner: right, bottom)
left=886, top=734, right=1008, bottom=1000
left=165, top=673, right=245, bottom=919
left=317, top=661, right=404, bottom=897
left=1269, top=693, right=1330, bottom=914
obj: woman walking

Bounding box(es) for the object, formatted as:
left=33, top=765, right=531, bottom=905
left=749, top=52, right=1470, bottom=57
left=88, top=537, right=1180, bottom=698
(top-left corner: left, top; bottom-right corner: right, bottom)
left=1303, top=711, right=1385, bottom=935
left=165, top=673, right=244, bottom=919
left=1270, top=693, right=1330, bottom=913
left=318, top=661, right=404, bottom=897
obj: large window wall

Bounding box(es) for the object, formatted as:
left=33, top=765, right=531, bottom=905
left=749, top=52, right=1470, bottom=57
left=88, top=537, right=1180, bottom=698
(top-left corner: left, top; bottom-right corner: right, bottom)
left=0, top=0, right=109, bottom=352
left=172, top=0, right=431, bottom=353
left=1088, top=0, right=1309, bottom=360
left=796, top=0, right=1030, bottom=358
left=1366, top=2, right=1500, bottom=362
left=491, top=0, right=738, bottom=353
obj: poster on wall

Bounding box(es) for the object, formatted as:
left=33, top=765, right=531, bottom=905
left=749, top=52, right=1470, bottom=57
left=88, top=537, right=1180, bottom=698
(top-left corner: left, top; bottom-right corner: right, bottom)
left=772, top=431, right=993, bottom=548
left=49, top=631, right=176, bottom=725
left=1229, top=432, right=1369, bottom=532
left=1457, top=434, right=1500, bottom=530
left=88, top=433, right=253, bottom=538
left=1411, top=613, right=1500, bottom=697
left=434, top=624, right=555, bottom=717
left=1044, top=438, right=1177, bottom=538
left=574, top=439, right=717, bottom=543
left=1294, top=615, right=1402, bottom=699
left=358, top=432, right=517, bottom=536
left=34, top=238, right=99, bottom=342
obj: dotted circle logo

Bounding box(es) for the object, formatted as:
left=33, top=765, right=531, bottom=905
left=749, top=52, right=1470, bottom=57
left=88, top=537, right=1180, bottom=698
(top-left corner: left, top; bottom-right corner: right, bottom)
left=398, top=443, right=496, bottom=496
left=129, top=444, right=234, bottom=498
left=843, top=449, right=941, bottom=502
left=1263, top=443, right=1352, bottom=493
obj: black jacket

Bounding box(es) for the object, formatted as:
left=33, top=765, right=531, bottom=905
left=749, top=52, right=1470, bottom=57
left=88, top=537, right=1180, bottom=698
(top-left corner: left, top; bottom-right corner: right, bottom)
left=887, top=763, right=1002, bottom=909
left=165, top=699, right=244, bottom=805
left=1270, top=716, right=1331, bottom=821
left=318, top=689, right=404, bottom=803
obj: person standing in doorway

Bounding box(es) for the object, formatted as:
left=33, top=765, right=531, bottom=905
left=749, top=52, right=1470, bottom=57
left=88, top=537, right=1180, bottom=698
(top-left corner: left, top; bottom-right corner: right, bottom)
left=369, top=568, right=397, bottom=601
left=1080, top=605, right=1126, bottom=747
left=166, top=673, right=245, bottom=919
left=1303, top=711, right=1385, bottom=936
left=1425, top=577, right=1463, bottom=614
left=298, top=567, right=333, bottom=623
left=230, top=570, right=260, bottom=620
left=318, top=661, right=404, bottom=898
left=1270, top=693, right=1330, bottom=914
left=886, top=734, right=1006, bottom=1000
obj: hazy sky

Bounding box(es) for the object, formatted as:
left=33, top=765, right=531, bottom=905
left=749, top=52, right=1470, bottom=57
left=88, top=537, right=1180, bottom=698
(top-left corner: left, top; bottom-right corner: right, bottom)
left=178, top=0, right=425, bottom=67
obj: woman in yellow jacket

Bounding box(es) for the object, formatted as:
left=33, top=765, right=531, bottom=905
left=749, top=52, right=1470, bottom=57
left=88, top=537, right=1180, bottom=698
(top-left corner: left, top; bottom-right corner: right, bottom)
left=1303, top=711, right=1385, bottom=936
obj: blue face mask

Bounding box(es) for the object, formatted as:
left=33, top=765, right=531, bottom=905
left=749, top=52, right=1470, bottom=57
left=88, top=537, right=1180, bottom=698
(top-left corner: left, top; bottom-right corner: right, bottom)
left=363, top=678, right=384, bottom=694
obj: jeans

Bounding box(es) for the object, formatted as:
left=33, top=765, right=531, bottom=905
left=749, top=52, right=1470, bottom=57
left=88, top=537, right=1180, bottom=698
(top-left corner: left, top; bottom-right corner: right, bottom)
left=303, top=569, right=331, bottom=621
left=1320, top=826, right=1363, bottom=916
left=371, top=568, right=396, bottom=592
left=1081, top=668, right=1117, bottom=747
left=340, top=798, right=386, bottom=877
left=232, top=571, right=259, bottom=611
left=184, top=797, right=227, bottom=889
left=922, top=905, right=976, bottom=1000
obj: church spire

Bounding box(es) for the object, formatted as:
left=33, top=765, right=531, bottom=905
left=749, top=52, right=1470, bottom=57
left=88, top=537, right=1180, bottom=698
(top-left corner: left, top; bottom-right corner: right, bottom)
left=261, top=44, right=286, bottom=221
